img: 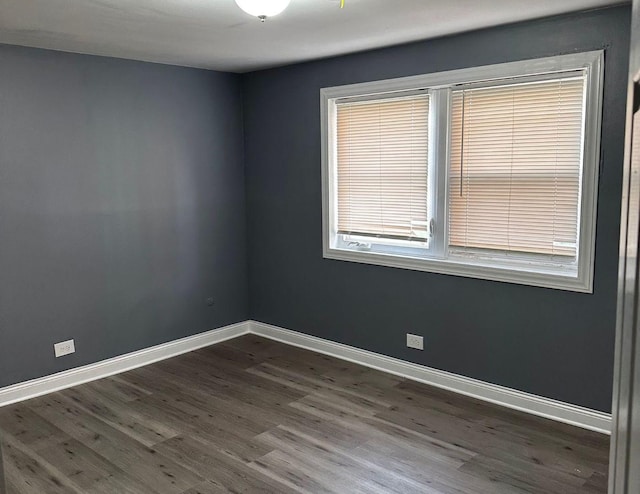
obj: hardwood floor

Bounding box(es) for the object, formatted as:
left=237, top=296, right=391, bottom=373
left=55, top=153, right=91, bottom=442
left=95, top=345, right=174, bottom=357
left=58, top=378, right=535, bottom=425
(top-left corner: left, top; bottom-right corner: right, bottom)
left=0, top=335, right=609, bottom=493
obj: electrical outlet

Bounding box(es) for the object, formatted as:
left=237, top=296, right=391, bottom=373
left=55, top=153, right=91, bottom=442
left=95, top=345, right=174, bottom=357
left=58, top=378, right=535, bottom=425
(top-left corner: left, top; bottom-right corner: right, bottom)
left=54, top=339, right=75, bottom=358
left=406, top=333, right=424, bottom=350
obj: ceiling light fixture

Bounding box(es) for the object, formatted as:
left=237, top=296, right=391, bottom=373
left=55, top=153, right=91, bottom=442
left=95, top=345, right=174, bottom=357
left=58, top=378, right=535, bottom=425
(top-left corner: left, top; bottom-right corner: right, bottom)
left=234, top=0, right=292, bottom=22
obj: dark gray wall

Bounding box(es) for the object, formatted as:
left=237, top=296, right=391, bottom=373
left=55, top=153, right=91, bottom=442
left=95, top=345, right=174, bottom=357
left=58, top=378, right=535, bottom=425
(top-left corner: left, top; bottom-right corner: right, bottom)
left=242, top=5, right=631, bottom=412
left=0, top=45, right=248, bottom=388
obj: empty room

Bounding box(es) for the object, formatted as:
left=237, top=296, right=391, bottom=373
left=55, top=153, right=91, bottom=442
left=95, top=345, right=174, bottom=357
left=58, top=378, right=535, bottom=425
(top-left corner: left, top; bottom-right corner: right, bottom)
left=0, top=0, right=639, bottom=493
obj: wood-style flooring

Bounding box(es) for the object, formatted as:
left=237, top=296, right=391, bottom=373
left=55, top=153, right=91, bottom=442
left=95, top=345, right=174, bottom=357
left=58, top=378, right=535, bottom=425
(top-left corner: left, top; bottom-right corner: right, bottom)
left=0, top=335, right=610, bottom=493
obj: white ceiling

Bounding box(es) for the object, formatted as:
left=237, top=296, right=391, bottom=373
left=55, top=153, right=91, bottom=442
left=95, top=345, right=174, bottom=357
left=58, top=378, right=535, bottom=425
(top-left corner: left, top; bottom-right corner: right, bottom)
left=0, top=0, right=625, bottom=73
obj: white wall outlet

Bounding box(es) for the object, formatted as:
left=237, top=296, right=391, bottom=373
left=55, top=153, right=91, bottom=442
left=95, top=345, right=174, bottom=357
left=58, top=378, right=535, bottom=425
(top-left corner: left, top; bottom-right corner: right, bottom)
left=54, top=339, right=76, bottom=358
left=406, top=333, right=424, bottom=350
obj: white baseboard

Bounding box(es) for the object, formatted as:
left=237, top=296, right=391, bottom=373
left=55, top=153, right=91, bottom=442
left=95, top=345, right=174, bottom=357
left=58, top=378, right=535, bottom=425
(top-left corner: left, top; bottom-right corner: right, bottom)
left=0, top=318, right=611, bottom=434
left=0, top=321, right=250, bottom=408
left=249, top=320, right=612, bottom=434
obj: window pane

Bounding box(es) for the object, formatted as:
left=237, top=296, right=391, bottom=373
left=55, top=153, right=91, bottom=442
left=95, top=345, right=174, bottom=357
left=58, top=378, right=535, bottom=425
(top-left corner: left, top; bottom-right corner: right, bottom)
left=449, top=76, right=585, bottom=257
left=336, top=95, right=430, bottom=240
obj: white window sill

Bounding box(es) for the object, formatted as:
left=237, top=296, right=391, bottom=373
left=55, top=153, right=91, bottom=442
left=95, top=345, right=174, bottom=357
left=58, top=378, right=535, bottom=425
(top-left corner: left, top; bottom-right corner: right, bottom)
left=323, top=246, right=592, bottom=293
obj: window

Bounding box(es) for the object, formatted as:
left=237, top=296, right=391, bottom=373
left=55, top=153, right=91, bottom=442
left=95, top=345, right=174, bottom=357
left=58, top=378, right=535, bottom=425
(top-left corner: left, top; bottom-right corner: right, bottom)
left=321, top=52, right=603, bottom=292
left=336, top=95, right=431, bottom=243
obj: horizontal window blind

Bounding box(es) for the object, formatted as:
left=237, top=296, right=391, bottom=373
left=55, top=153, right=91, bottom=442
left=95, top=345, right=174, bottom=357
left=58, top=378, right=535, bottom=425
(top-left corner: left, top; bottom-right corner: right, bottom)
left=336, top=94, right=430, bottom=241
left=449, top=75, right=586, bottom=258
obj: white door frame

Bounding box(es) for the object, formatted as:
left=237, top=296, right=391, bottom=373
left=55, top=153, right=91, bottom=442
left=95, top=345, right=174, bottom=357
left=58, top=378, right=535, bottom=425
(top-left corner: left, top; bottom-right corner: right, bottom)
left=610, top=2, right=640, bottom=492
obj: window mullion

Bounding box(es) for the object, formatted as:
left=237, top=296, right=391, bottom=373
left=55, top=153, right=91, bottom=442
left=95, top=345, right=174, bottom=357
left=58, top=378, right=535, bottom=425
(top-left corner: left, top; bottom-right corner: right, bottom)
left=428, top=88, right=451, bottom=258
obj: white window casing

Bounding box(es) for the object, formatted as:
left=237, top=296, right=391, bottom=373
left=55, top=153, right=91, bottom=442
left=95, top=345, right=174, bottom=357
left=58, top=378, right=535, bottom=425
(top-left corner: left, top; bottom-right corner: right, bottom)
left=321, top=51, right=604, bottom=292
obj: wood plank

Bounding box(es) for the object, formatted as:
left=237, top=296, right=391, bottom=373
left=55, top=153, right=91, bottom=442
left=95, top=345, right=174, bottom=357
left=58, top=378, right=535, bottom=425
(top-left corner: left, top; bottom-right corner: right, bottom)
left=254, top=425, right=435, bottom=494
left=58, top=385, right=179, bottom=447
left=0, top=406, right=68, bottom=451
left=37, top=438, right=156, bottom=494
left=27, top=394, right=203, bottom=494
left=155, top=435, right=298, bottom=494
left=1, top=434, right=81, bottom=494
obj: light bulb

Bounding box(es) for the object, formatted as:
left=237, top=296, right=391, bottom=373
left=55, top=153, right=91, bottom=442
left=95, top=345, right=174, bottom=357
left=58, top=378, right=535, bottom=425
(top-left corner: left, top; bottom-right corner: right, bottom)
left=235, top=0, right=291, bottom=19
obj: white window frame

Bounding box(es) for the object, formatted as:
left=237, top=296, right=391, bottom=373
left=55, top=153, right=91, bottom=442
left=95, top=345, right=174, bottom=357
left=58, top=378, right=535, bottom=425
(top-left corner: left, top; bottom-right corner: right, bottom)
left=321, top=51, right=604, bottom=293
